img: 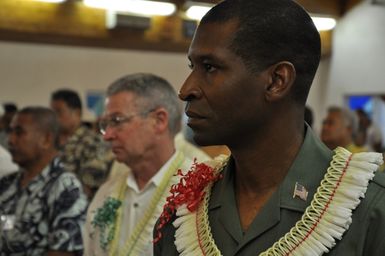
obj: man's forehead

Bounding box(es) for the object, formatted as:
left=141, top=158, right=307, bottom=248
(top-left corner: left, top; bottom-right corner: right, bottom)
left=10, top=114, right=33, bottom=128
left=106, top=92, right=138, bottom=106
left=105, top=92, right=142, bottom=114
left=51, top=99, right=68, bottom=108
left=188, top=21, right=238, bottom=57
left=329, top=111, right=343, bottom=118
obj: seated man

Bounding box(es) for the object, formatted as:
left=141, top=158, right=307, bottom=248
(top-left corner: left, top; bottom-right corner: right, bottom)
left=83, top=73, right=207, bottom=255
left=321, top=106, right=368, bottom=153
left=154, top=1, right=385, bottom=255
left=50, top=89, right=113, bottom=199
left=356, top=108, right=383, bottom=152
left=0, top=106, right=88, bottom=256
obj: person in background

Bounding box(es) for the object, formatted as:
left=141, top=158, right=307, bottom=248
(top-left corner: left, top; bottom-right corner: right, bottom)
left=0, top=103, right=18, bottom=149
left=354, top=128, right=369, bottom=149
left=0, top=106, right=87, bottom=255
left=356, top=108, right=383, bottom=152
left=154, top=1, right=385, bottom=255
left=83, top=73, right=201, bottom=255
left=321, top=106, right=368, bottom=153
left=50, top=89, right=113, bottom=199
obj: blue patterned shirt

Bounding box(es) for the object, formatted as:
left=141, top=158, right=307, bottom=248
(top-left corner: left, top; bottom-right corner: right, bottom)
left=0, top=159, right=88, bottom=255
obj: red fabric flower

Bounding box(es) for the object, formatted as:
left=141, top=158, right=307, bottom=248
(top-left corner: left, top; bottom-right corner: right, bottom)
left=153, top=159, right=222, bottom=243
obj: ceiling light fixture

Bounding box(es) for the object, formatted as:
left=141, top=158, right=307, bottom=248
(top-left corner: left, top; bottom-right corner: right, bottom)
left=311, top=17, right=337, bottom=31
left=184, top=1, right=213, bottom=20
left=185, top=2, right=337, bottom=31
left=185, top=5, right=212, bottom=20
left=34, top=0, right=66, bottom=3
left=83, top=0, right=176, bottom=16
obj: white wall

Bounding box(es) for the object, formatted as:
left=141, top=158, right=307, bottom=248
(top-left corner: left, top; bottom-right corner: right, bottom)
left=326, top=0, right=385, bottom=144
left=308, top=1, right=385, bottom=135
left=307, top=57, right=331, bottom=134
left=327, top=0, right=385, bottom=106
left=0, top=40, right=330, bottom=123
left=0, top=41, right=190, bottom=119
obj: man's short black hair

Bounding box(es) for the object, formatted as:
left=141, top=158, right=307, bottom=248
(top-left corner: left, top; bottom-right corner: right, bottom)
left=3, top=103, right=18, bottom=114
left=201, top=0, right=321, bottom=105
left=18, top=106, right=60, bottom=149
left=51, top=89, right=82, bottom=110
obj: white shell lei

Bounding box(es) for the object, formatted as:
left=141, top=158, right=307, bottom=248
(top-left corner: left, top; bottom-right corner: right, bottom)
left=173, top=147, right=384, bottom=256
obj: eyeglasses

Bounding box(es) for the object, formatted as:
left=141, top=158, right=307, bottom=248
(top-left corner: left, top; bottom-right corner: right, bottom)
left=98, top=109, right=154, bottom=135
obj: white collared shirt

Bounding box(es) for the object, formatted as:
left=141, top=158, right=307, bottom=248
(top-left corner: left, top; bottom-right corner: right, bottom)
left=84, top=151, right=198, bottom=256
left=0, top=145, right=18, bottom=178
left=118, top=152, right=178, bottom=255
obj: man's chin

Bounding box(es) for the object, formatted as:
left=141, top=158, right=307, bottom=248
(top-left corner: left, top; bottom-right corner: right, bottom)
left=192, top=133, right=220, bottom=147
left=113, top=155, right=125, bottom=163
left=10, top=155, right=20, bottom=165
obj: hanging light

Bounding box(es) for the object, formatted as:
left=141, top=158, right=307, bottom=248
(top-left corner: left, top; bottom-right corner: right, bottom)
left=83, top=0, right=176, bottom=16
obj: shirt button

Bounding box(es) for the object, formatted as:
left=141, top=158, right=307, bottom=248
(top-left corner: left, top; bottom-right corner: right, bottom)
left=133, top=202, right=139, bottom=208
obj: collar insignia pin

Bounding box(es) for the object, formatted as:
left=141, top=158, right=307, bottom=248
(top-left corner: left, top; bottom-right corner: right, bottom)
left=293, top=182, right=308, bottom=201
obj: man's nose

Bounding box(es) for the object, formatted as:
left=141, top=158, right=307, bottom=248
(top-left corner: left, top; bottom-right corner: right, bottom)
left=102, top=127, right=115, bottom=141
left=7, top=130, right=14, bottom=142
left=179, top=74, right=202, bottom=101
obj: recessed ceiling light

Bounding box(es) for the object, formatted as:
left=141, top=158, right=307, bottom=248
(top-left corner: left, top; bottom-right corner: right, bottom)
left=83, top=0, right=176, bottom=16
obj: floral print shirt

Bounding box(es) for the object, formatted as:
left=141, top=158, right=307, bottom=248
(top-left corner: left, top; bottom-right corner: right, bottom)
left=0, top=159, right=88, bottom=255
left=58, top=125, right=113, bottom=198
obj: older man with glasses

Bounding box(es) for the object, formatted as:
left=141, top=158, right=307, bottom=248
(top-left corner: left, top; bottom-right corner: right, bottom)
left=83, top=73, right=206, bottom=256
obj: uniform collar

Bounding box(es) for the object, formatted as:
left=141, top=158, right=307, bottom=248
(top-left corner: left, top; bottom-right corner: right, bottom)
left=208, top=125, right=333, bottom=246
left=210, top=125, right=333, bottom=212
left=278, top=127, right=333, bottom=212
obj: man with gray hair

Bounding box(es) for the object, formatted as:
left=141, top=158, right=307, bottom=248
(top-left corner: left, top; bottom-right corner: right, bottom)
left=321, top=106, right=368, bottom=153
left=83, top=73, right=204, bottom=255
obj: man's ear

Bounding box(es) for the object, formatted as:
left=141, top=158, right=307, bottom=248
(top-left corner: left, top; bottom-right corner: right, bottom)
left=40, top=131, right=54, bottom=150
left=151, top=107, right=169, bottom=134
left=347, top=125, right=354, bottom=136
left=265, top=61, right=296, bottom=102
left=75, top=108, right=82, bottom=118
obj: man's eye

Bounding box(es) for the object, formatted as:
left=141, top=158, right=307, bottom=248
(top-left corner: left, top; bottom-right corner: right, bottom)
left=188, top=62, right=193, bottom=69
left=110, top=117, right=122, bottom=126
left=203, top=63, right=216, bottom=72
left=7, top=127, right=23, bottom=135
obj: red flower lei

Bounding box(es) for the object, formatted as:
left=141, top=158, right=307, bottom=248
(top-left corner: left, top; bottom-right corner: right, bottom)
left=154, top=160, right=223, bottom=243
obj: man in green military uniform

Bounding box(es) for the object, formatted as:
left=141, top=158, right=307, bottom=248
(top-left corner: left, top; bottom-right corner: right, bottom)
left=154, top=0, right=385, bottom=255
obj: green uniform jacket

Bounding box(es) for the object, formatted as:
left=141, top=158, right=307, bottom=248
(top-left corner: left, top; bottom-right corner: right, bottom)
left=154, top=128, right=385, bottom=255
